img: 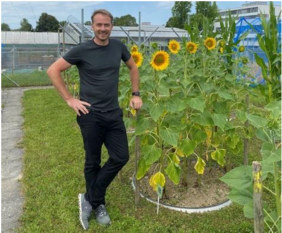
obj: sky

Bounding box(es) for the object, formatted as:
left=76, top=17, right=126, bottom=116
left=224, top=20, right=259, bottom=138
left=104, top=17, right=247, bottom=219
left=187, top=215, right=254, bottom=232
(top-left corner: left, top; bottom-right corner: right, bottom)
left=1, top=1, right=282, bottom=30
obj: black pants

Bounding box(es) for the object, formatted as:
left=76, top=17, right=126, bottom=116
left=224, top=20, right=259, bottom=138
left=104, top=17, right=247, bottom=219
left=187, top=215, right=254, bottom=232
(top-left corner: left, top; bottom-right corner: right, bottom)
left=77, top=108, right=129, bottom=209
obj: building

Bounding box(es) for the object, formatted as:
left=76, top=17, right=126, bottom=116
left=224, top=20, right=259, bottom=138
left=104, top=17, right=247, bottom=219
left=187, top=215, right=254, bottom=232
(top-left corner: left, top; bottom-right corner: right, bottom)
left=214, top=1, right=281, bottom=48
left=217, top=1, right=281, bottom=21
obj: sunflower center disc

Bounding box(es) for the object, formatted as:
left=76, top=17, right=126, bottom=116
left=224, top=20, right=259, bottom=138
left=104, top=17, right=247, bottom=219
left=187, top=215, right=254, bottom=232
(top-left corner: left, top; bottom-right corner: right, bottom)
left=155, top=55, right=165, bottom=65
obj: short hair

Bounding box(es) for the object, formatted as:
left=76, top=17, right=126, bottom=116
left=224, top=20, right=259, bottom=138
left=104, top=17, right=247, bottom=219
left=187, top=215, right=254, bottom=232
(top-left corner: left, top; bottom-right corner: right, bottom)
left=91, top=9, right=113, bottom=24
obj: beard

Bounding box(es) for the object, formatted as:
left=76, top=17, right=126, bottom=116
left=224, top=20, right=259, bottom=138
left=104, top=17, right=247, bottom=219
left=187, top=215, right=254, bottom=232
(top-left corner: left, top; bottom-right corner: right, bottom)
left=95, top=31, right=110, bottom=41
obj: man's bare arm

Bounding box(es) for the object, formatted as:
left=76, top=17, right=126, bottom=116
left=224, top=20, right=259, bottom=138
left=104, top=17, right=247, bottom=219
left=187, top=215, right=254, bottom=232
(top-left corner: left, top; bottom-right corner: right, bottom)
left=47, top=58, right=90, bottom=116
left=125, top=57, right=142, bottom=110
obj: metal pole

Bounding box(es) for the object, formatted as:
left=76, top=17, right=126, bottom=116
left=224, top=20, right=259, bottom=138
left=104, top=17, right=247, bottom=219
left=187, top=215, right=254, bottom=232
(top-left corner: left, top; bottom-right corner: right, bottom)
left=57, top=28, right=61, bottom=57
left=1, top=73, right=20, bottom=87
left=138, top=12, right=141, bottom=46
left=81, top=9, right=84, bottom=43
left=12, top=46, right=15, bottom=75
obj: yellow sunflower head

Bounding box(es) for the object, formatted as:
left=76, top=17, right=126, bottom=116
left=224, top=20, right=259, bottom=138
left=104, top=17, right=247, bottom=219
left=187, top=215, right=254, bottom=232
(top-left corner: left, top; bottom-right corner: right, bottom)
left=131, top=45, right=139, bottom=53
left=168, top=40, right=180, bottom=54
left=131, top=51, right=143, bottom=68
left=219, top=47, right=224, bottom=53
left=186, top=42, right=198, bottom=54
left=239, top=45, right=245, bottom=53
left=150, top=50, right=170, bottom=71
left=204, top=37, right=217, bottom=50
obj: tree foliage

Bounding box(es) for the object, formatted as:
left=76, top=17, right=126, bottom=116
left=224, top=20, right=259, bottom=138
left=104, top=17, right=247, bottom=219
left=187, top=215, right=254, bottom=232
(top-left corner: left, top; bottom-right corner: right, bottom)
left=113, top=14, right=138, bottom=26
left=85, top=21, right=92, bottom=26
left=19, top=18, right=33, bottom=31
left=1, top=23, right=10, bottom=31
left=166, top=1, right=192, bottom=29
left=190, top=2, right=218, bottom=31
left=36, top=13, right=59, bottom=32
left=59, top=21, right=67, bottom=27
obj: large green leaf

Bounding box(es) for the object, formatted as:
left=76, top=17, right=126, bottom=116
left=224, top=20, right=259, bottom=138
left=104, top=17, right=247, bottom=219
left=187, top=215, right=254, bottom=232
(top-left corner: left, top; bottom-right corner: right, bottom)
left=166, top=95, right=187, bottom=113
left=160, top=127, right=179, bottom=147
left=256, top=128, right=272, bottom=142
left=165, top=162, right=181, bottom=185
left=187, top=97, right=205, bottom=113
left=254, top=53, right=268, bottom=79
left=136, top=158, right=150, bottom=180
left=158, top=81, right=170, bottom=96
left=228, top=187, right=253, bottom=206
left=142, top=144, right=162, bottom=165
left=220, top=165, right=253, bottom=190
left=236, top=110, right=247, bottom=123
left=149, top=103, right=164, bottom=122
left=211, top=149, right=226, bottom=167
left=191, top=129, right=207, bottom=144
left=264, top=149, right=281, bottom=164
left=211, top=114, right=227, bottom=131
left=179, top=139, right=197, bottom=156
left=191, top=112, right=213, bottom=126
left=243, top=200, right=254, bottom=219
left=217, top=90, right=234, bottom=101
left=247, top=114, right=268, bottom=128
left=135, top=117, right=150, bottom=135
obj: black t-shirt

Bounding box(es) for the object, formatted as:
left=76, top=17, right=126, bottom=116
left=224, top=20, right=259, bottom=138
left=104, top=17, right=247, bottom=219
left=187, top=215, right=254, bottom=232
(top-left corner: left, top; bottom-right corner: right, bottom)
left=63, top=38, right=131, bottom=111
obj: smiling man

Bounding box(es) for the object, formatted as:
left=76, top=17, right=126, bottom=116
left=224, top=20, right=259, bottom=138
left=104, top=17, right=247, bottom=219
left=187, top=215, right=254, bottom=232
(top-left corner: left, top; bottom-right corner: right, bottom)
left=47, top=9, right=142, bottom=230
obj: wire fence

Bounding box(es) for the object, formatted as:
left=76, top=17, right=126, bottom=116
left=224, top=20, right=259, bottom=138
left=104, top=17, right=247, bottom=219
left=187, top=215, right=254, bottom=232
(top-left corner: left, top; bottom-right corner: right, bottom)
left=1, top=47, right=59, bottom=74
left=0, top=44, right=268, bottom=86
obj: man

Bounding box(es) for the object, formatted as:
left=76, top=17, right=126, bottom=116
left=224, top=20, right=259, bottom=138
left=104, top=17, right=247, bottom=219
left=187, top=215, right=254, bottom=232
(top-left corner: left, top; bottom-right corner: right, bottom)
left=47, top=9, right=142, bottom=230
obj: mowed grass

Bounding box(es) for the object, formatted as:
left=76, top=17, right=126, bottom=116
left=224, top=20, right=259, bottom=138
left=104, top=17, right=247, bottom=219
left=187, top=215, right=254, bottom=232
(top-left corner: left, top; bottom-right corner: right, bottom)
left=20, top=89, right=254, bottom=232
left=1, top=71, right=51, bottom=88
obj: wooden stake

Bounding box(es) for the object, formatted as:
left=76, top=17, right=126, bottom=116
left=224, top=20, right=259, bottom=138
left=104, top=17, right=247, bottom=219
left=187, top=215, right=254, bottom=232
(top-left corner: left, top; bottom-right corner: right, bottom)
left=253, top=161, right=264, bottom=233
left=135, top=109, right=140, bottom=205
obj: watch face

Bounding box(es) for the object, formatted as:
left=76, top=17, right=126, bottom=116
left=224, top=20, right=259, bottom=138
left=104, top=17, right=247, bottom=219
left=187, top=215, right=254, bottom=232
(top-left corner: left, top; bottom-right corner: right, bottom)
left=133, top=92, right=140, bottom=96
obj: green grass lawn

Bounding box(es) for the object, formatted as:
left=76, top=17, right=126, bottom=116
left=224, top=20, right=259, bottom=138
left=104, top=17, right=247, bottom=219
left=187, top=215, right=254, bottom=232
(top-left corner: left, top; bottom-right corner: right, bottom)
left=20, top=89, right=255, bottom=232
left=1, top=71, right=52, bottom=88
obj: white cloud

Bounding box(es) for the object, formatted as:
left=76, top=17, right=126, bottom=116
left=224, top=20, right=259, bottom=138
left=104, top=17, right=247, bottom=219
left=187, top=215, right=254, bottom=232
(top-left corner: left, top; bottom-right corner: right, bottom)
left=156, top=1, right=174, bottom=10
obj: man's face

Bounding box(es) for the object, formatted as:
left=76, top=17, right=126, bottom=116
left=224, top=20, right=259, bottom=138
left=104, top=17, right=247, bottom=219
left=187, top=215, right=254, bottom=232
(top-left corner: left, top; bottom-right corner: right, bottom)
left=92, top=14, right=113, bottom=42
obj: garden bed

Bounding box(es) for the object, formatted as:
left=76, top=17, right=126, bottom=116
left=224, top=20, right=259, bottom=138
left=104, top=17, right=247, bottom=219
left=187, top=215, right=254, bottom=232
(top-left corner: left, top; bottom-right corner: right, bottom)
left=139, top=161, right=230, bottom=208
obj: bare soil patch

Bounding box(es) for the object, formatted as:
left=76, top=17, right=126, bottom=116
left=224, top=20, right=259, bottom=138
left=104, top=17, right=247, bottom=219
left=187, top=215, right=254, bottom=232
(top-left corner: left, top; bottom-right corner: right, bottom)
left=139, top=160, right=230, bottom=208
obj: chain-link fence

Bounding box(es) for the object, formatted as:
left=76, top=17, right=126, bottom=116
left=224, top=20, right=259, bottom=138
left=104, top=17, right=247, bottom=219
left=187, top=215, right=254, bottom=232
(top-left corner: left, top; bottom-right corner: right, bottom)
left=1, top=47, right=59, bottom=74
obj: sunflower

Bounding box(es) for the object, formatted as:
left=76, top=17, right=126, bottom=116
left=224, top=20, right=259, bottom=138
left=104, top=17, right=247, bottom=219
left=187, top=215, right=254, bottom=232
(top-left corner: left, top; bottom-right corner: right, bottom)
left=219, top=47, right=224, bottom=53
left=242, top=57, right=249, bottom=64
left=131, top=51, right=143, bottom=68
left=204, top=37, right=217, bottom=50
left=151, top=42, right=158, bottom=49
left=186, top=42, right=198, bottom=54
left=239, top=45, right=245, bottom=53
left=219, top=40, right=225, bottom=47
left=131, top=45, right=139, bottom=53
left=168, top=40, right=180, bottom=54
left=150, top=51, right=170, bottom=71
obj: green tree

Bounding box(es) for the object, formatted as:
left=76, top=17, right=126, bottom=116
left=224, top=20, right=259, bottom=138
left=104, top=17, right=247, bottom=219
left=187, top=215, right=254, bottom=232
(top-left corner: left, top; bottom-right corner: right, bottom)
left=85, top=21, right=92, bottom=26
left=166, top=1, right=192, bottom=29
left=59, top=21, right=67, bottom=27
left=19, top=18, right=32, bottom=31
left=165, top=17, right=174, bottom=27
left=1, top=23, right=10, bottom=31
left=36, top=13, right=59, bottom=32
left=190, top=2, right=218, bottom=31
left=113, top=14, right=138, bottom=26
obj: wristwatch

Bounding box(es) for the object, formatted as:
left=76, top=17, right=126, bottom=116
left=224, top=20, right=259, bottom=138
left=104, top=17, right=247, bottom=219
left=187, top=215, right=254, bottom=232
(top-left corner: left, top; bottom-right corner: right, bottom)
left=132, top=91, right=140, bottom=96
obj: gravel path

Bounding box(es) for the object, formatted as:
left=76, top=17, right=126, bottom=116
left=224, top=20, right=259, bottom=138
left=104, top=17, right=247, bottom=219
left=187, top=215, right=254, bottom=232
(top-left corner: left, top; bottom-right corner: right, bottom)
left=1, top=86, right=53, bottom=232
